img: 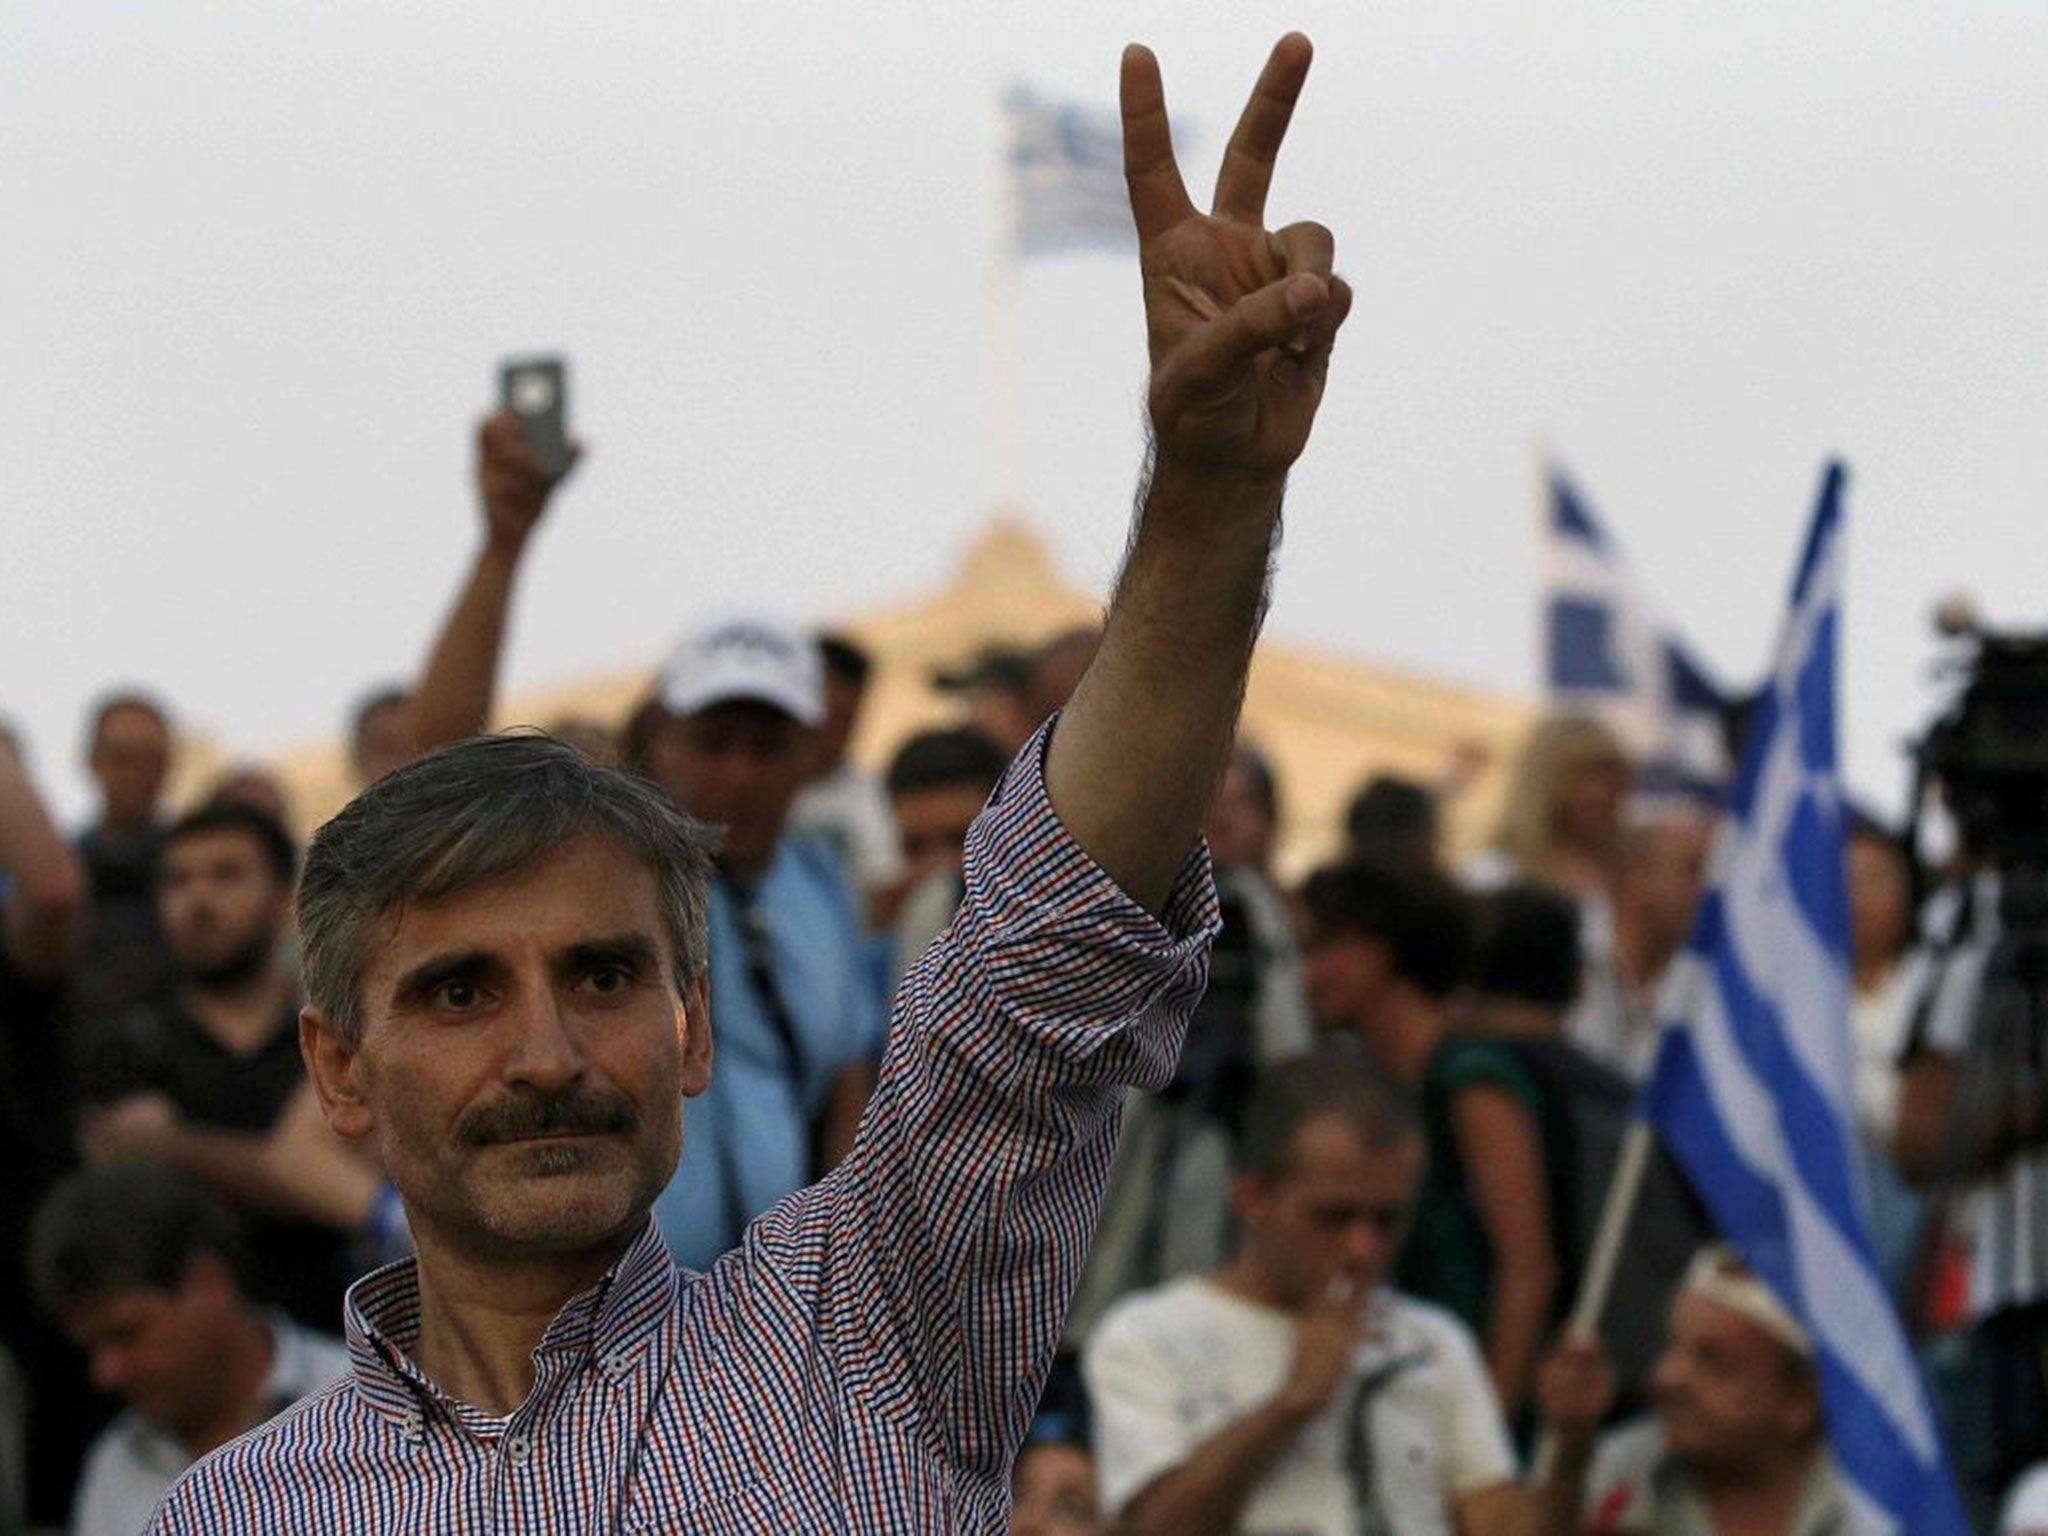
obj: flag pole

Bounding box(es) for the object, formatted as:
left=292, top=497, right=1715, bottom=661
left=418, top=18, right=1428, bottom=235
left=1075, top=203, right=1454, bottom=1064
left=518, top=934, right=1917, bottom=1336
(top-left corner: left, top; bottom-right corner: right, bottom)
left=983, top=85, right=1023, bottom=515
left=1529, top=1117, right=1657, bottom=1482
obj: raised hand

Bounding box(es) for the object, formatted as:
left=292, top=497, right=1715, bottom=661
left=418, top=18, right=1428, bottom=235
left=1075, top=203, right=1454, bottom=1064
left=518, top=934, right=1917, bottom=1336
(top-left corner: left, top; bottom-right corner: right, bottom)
left=476, top=409, right=578, bottom=554
left=410, top=411, right=582, bottom=754
left=1122, top=34, right=1352, bottom=485
left=1535, top=1331, right=1618, bottom=1449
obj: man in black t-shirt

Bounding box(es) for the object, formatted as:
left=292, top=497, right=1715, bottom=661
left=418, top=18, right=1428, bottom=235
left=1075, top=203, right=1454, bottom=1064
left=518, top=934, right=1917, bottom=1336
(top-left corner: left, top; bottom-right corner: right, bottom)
left=72, top=803, right=348, bottom=1330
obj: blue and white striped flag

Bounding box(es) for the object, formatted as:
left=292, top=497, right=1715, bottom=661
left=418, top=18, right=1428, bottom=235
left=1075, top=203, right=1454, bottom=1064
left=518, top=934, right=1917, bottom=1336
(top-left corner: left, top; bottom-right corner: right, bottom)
left=1003, top=85, right=1135, bottom=255
left=1545, top=469, right=1728, bottom=794
left=1641, top=464, right=1967, bottom=1534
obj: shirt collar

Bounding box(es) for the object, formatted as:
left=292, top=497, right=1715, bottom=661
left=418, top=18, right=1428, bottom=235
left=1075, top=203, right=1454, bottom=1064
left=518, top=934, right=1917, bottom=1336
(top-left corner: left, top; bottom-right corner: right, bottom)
left=343, top=1216, right=678, bottom=1427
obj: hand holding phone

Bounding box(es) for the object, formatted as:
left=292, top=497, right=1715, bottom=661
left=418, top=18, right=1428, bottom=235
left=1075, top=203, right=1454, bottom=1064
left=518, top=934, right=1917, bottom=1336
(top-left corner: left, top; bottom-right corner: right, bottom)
left=498, top=355, right=573, bottom=483
left=478, top=356, right=577, bottom=554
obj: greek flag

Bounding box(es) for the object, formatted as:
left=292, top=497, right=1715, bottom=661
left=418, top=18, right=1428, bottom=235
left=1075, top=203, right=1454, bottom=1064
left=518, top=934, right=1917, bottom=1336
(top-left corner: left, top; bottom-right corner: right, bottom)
left=1003, top=85, right=1135, bottom=255
left=1641, top=464, right=1967, bottom=1534
left=1545, top=469, right=1728, bottom=794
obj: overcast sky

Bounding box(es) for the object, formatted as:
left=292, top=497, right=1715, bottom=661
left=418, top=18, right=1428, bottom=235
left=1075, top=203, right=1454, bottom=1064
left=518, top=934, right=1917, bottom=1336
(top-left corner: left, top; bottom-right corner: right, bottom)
left=8, top=1, right=2048, bottom=825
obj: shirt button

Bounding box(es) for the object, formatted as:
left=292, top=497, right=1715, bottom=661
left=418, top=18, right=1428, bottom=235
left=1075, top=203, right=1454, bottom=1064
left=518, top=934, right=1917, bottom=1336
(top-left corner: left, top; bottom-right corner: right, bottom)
left=601, top=1349, right=632, bottom=1380
left=506, top=1434, right=533, bottom=1463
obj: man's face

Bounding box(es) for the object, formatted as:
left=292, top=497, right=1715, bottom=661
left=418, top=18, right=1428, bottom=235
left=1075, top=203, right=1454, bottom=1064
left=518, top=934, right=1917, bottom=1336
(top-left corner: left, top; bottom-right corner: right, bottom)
left=66, top=1262, right=237, bottom=1437
left=90, top=704, right=171, bottom=829
left=1232, top=1118, right=1421, bottom=1311
left=160, top=829, right=290, bottom=988
left=646, top=701, right=811, bottom=877
left=893, top=780, right=989, bottom=890
left=1652, top=1290, right=1820, bottom=1471
left=353, top=699, right=415, bottom=787
left=1299, top=924, right=1392, bottom=1032
left=308, top=833, right=710, bottom=1266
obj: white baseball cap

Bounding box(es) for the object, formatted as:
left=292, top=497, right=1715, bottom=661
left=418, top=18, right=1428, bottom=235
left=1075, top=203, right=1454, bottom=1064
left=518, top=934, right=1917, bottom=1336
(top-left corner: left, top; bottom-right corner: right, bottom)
left=656, top=615, right=824, bottom=726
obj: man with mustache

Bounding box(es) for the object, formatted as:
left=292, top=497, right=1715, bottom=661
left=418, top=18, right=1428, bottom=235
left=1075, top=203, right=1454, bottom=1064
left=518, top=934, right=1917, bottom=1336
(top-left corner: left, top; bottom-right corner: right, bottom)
left=146, top=32, right=1353, bottom=1529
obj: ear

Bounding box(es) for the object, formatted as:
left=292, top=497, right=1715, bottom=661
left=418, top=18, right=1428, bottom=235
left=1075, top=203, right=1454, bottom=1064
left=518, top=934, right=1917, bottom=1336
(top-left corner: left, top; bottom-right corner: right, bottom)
left=300, top=1004, right=374, bottom=1141
left=678, top=976, right=713, bottom=1098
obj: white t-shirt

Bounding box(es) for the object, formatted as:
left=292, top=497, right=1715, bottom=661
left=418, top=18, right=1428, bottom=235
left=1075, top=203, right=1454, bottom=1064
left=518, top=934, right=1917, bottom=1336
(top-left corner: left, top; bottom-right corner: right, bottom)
left=1082, top=1276, right=1517, bottom=1536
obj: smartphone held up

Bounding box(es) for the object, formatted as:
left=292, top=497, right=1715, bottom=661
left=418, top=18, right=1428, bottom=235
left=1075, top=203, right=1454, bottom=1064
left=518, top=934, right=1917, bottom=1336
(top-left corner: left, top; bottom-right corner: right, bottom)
left=499, top=355, right=573, bottom=482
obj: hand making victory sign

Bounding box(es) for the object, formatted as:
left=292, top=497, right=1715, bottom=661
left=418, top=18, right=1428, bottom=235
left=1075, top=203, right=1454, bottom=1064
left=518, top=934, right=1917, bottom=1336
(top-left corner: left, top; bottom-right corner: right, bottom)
left=1123, top=32, right=1351, bottom=483
left=1046, top=35, right=1351, bottom=915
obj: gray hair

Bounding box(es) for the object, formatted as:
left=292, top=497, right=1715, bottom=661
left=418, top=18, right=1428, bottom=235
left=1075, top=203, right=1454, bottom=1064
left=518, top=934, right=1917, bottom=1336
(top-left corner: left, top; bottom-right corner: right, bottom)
left=299, top=732, right=717, bottom=1046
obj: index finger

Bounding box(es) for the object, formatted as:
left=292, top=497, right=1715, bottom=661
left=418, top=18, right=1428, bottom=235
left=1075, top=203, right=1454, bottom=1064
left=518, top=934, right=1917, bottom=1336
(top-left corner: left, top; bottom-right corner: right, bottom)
left=1120, top=44, right=1196, bottom=241
left=1213, top=33, right=1312, bottom=224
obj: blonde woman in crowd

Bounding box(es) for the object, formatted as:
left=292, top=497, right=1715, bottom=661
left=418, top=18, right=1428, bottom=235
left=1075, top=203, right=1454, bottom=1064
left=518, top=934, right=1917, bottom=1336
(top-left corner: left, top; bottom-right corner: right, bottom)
left=1467, top=715, right=1634, bottom=961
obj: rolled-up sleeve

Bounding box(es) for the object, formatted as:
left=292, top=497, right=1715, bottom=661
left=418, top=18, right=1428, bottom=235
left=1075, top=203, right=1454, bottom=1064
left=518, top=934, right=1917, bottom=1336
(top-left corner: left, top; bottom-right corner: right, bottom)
left=805, top=721, right=1218, bottom=1486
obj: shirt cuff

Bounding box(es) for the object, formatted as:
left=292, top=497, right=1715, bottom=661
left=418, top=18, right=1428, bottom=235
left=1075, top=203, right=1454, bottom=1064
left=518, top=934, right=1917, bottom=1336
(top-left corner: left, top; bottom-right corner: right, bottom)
left=951, top=718, right=1221, bottom=1056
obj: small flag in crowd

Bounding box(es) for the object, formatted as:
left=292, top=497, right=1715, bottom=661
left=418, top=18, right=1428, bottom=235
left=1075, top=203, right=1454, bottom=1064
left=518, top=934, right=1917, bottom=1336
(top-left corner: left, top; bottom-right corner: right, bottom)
left=1641, top=464, right=1968, bottom=1535
left=1003, top=85, right=1135, bottom=255
left=1544, top=469, right=1728, bottom=794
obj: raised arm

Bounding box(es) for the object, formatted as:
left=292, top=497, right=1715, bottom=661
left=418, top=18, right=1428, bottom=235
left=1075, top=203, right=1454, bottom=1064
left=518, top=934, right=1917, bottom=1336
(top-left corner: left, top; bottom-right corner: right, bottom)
left=1045, top=34, right=1351, bottom=913
left=409, top=411, right=574, bottom=752
left=764, top=37, right=1354, bottom=1520
left=0, top=729, right=84, bottom=981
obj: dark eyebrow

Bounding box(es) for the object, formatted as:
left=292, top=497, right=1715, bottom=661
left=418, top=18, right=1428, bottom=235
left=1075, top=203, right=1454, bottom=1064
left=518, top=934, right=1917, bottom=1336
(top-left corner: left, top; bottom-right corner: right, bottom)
left=559, top=933, right=663, bottom=980
left=389, top=950, right=507, bottom=1009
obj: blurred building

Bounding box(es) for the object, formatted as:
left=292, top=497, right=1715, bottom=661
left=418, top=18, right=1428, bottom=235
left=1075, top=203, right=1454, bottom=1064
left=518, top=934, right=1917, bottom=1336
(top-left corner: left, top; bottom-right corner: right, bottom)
left=263, top=520, right=1532, bottom=879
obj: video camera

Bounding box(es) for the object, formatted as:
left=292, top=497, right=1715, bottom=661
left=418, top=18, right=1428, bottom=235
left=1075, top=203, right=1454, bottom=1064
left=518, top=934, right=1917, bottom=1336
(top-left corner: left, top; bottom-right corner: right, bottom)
left=1912, top=599, right=2048, bottom=1085
left=1916, top=600, right=2048, bottom=873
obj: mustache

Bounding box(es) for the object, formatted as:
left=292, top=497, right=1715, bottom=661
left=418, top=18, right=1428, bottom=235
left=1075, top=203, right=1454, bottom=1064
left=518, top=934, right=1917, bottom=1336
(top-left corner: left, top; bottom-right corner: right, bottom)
left=455, top=1089, right=640, bottom=1148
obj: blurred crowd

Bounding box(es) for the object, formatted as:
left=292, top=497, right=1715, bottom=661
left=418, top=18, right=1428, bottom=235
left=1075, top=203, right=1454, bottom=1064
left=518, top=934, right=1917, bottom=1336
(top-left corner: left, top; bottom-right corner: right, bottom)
left=0, top=412, right=2039, bottom=1535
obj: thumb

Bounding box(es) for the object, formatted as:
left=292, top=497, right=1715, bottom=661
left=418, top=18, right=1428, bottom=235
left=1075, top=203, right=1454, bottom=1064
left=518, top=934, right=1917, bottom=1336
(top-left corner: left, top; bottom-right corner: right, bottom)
left=1176, top=272, right=1329, bottom=392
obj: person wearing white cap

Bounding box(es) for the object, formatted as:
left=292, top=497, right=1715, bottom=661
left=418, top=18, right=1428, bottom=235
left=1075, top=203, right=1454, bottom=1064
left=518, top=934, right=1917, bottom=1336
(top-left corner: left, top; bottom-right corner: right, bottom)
left=637, top=612, right=887, bottom=1271
left=1535, top=1244, right=1846, bottom=1536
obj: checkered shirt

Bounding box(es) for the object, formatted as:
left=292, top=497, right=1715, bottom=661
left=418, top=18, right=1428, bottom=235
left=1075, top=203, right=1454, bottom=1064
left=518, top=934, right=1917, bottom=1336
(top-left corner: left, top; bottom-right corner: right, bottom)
left=146, top=736, right=1218, bottom=1533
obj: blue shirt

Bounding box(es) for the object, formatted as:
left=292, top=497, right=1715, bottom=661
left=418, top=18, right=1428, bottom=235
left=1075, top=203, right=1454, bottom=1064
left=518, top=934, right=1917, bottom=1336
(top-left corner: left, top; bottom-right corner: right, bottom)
left=653, top=833, right=885, bottom=1270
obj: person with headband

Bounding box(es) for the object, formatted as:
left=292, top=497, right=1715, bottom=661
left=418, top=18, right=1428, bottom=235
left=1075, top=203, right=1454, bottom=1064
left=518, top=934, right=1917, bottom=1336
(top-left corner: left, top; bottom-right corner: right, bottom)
left=1536, top=1244, right=1846, bottom=1536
